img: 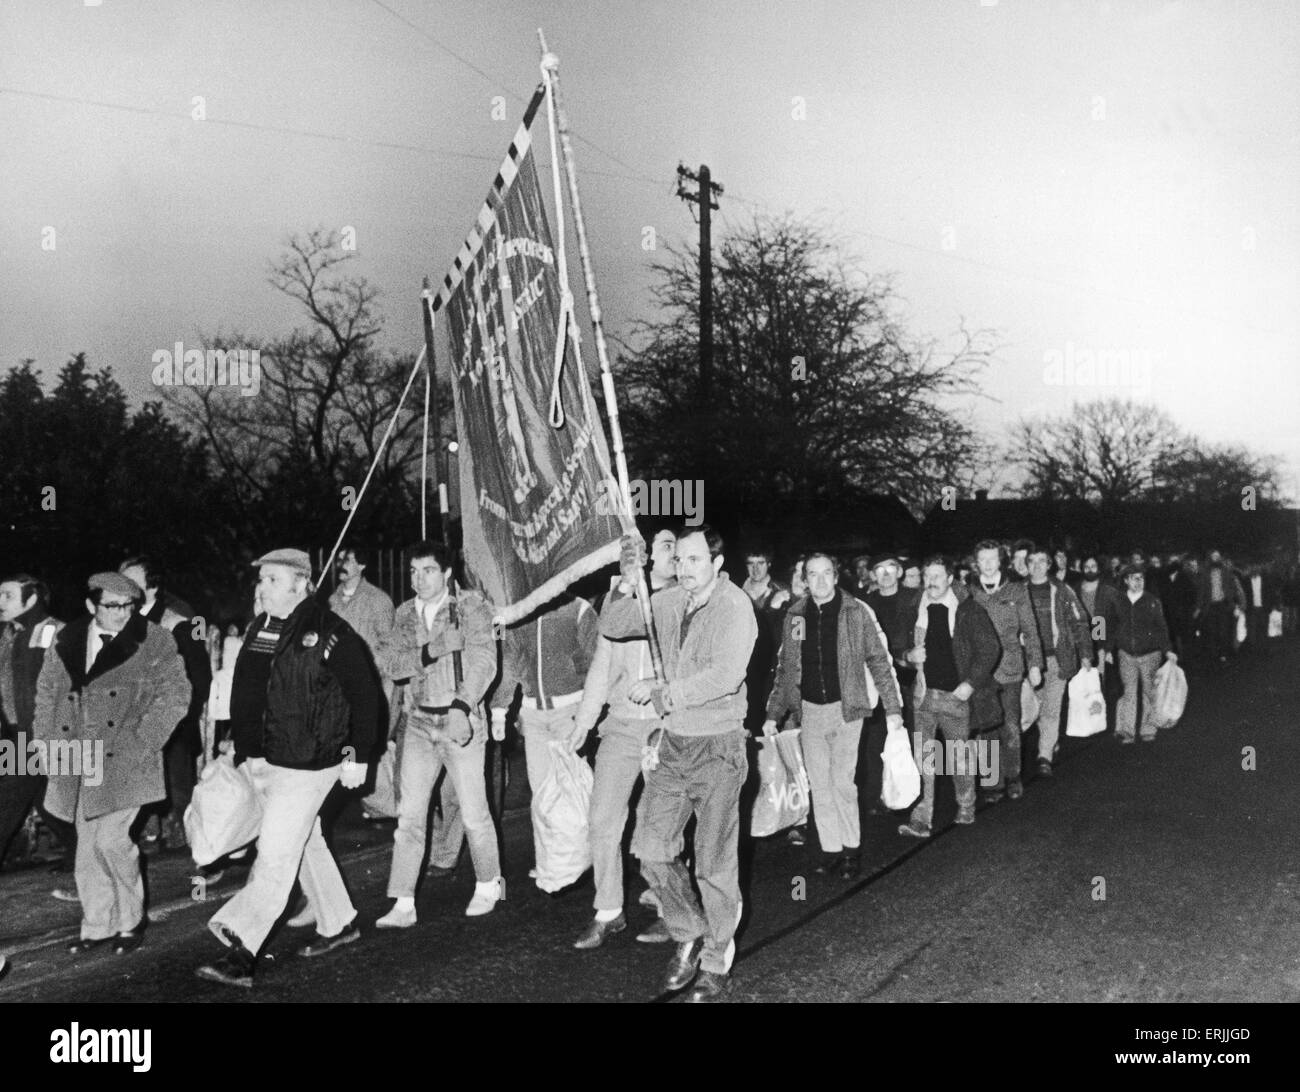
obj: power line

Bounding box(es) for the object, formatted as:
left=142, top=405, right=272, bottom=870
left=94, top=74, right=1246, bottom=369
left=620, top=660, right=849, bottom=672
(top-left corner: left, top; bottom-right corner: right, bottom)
left=365, top=0, right=665, bottom=188
left=0, top=85, right=662, bottom=187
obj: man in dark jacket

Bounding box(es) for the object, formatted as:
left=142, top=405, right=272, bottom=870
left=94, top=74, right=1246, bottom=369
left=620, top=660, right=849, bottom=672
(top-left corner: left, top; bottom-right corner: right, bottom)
left=1076, top=554, right=1122, bottom=694
left=898, top=557, right=1001, bottom=838
left=764, top=552, right=902, bottom=878
left=1114, top=564, right=1176, bottom=744
left=1025, top=547, right=1095, bottom=777
left=196, top=549, right=379, bottom=988
left=119, top=557, right=213, bottom=851
left=970, top=540, right=1044, bottom=802
left=0, top=575, right=64, bottom=866
left=1159, top=554, right=1199, bottom=660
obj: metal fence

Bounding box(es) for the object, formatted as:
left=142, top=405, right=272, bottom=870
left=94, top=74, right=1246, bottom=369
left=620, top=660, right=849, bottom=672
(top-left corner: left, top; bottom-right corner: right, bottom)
left=312, top=547, right=408, bottom=606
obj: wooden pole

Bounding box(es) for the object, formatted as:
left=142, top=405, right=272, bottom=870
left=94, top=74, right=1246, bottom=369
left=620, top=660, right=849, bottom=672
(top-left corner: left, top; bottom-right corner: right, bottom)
left=538, top=35, right=665, bottom=684
left=420, top=277, right=443, bottom=545
left=699, top=163, right=713, bottom=400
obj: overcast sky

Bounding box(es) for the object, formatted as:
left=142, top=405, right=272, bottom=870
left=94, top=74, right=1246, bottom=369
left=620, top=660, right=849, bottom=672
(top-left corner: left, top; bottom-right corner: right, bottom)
left=2, top=0, right=1296, bottom=495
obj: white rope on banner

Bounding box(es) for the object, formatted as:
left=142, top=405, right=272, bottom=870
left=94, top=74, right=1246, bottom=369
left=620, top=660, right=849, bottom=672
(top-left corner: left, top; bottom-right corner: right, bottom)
left=544, top=73, right=575, bottom=431
left=541, top=57, right=616, bottom=490
left=321, top=344, right=427, bottom=581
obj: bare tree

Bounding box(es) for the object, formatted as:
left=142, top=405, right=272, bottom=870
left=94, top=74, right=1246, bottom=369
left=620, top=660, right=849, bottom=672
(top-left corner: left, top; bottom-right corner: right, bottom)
left=164, top=230, right=446, bottom=546
left=616, top=214, right=996, bottom=525
left=1010, top=397, right=1286, bottom=507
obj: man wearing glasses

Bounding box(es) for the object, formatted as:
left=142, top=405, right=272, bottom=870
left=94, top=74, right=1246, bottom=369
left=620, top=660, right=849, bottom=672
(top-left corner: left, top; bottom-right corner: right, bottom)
left=32, top=572, right=191, bottom=955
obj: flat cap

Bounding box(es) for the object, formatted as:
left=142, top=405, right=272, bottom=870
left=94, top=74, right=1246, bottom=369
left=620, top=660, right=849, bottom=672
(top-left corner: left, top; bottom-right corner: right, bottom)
left=88, top=571, right=143, bottom=599
left=253, top=548, right=313, bottom=577
left=1121, top=562, right=1147, bottom=578
left=870, top=552, right=903, bottom=570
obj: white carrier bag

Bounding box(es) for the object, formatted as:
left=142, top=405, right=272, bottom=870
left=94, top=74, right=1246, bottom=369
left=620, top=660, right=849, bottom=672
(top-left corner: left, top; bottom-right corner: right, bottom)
left=1152, top=659, right=1188, bottom=729
left=185, top=753, right=262, bottom=867
left=531, top=739, right=594, bottom=892
left=881, top=725, right=921, bottom=810
left=1065, top=666, right=1107, bottom=738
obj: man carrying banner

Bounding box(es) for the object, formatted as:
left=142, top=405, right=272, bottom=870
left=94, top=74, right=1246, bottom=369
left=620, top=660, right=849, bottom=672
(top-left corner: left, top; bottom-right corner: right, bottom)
left=570, top=527, right=678, bottom=949
left=373, top=541, right=502, bottom=923
left=599, top=527, right=757, bottom=1002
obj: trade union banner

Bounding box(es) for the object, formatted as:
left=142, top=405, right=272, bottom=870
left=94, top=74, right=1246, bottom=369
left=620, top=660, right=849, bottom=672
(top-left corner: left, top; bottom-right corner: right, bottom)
left=433, top=85, right=625, bottom=624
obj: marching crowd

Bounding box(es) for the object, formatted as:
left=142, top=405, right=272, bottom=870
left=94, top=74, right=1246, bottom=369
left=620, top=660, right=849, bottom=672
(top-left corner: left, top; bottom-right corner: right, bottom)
left=0, top=531, right=1291, bottom=997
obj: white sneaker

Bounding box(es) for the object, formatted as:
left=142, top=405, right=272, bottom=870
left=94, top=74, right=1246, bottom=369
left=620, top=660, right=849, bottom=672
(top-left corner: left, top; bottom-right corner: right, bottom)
left=376, top=904, right=417, bottom=929
left=465, top=877, right=505, bottom=917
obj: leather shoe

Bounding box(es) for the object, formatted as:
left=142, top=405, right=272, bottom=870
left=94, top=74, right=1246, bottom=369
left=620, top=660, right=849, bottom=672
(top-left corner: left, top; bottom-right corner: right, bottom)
left=195, top=934, right=256, bottom=989
left=636, top=918, right=672, bottom=944
left=662, top=937, right=704, bottom=992
left=838, top=854, right=862, bottom=880
left=573, top=913, right=626, bottom=950
left=686, top=969, right=730, bottom=1002
left=67, top=936, right=110, bottom=955
left=296, top=922, right=360, bottom=958
left=1007, top=780, right=1024, bottom=801
left=112, top=928, right=145, bottom=954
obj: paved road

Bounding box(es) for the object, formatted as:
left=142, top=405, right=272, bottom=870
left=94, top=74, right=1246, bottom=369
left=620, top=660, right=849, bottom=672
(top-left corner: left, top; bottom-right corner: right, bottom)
left=1, top=643, right=1295, bottom=1003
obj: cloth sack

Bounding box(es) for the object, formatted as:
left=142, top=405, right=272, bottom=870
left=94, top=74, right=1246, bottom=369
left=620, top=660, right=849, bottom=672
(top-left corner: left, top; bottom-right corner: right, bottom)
left=1065, top=666, right=1107, bottom=738
left=361, top=739, right=399, bottom=819
left=1020, top=677, right=1040, bottom=733
left=1152, top=660, right=1188, bottom=728
left=532, top=739, right=594, bottom=892
left=751, top=729, right=811, bottom=837
left=881, top=725, right=921, bottom=811
left=184, top=753, right=262, bottom=867
left=1268, top=609, right=1284, bottom=638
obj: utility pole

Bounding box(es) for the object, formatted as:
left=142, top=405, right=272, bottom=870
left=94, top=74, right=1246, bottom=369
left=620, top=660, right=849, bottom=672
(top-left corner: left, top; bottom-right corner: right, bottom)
left=676, top=163, right=722, bottom=398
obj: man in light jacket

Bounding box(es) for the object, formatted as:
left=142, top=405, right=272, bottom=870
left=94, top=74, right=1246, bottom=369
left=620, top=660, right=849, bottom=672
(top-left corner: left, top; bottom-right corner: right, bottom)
left=600, top=526, right=757, bottom=1002
left=570, top=551, right=675, bottom=950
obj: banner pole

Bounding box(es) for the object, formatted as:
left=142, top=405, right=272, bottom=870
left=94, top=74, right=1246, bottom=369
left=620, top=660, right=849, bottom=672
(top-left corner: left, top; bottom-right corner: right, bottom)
left=420, top=277, right=446, bottom=546
left=538, top=35, right=666, bottom=685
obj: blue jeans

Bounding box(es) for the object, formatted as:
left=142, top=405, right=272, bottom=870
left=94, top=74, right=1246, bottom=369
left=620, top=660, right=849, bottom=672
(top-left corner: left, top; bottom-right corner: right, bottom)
left=633, top=729, right=747, bottom=975
left=1117, top=650, right=1162, bottom=741
left=908, top=689, right=974, bottom=830
left=388, top=714, right=499, bottom=896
